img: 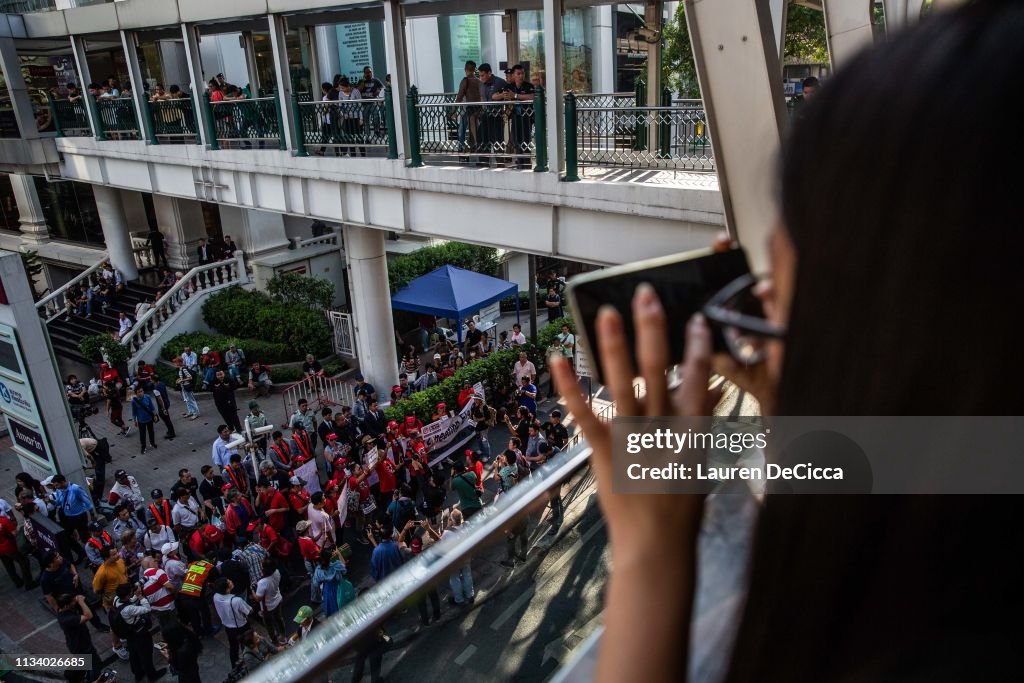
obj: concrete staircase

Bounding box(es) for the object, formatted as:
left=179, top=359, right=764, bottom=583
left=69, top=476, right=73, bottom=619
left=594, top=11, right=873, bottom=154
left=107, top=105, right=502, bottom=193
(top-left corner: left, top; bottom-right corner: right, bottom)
left=46, top=276, right=161, bottom=366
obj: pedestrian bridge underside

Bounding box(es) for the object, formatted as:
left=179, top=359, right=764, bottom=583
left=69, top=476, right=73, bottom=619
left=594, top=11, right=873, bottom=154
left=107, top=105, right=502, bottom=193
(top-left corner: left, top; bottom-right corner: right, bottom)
left=55, top=137, right=725, bottom=265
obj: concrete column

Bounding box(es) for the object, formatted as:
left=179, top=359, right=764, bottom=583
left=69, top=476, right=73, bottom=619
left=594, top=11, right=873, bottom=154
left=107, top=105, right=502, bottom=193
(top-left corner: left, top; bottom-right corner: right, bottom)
left=591, top=5, right=615, bottom=93
left=543, top=0, right=565, bottom=174
left=383, top=0, right=410, bottom=160
left=242, top=31, right=261, bottom=94
left=8, top=174, right=50, bottom=245
left=316, top=25, right=341, bottom=82
left=343, top=225, right=398, bottom=394
left=92, top=185, right=140, bottom=280
left=645, top=1, right=663, bottom=105
left=504, top=10, right=520, bottom=67
left=267, top=13, right=295, bottom=150
left=218, top=206, right=290, bottom=258
left=0, top=37, right=42, bottom=139
left=684, top=0, right=786, bottom=272
left=181, top=23, right=212, bottom=148
left=822, top=0, right=875, bottom=69
left=153, top=195, right=208, bottom=271
left=305, top=26, right=321, bottom=92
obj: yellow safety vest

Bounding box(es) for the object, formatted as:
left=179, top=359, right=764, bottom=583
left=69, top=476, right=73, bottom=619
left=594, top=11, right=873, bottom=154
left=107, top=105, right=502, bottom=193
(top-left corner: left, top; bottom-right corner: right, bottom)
left=179, top=560, right=213, bottom=597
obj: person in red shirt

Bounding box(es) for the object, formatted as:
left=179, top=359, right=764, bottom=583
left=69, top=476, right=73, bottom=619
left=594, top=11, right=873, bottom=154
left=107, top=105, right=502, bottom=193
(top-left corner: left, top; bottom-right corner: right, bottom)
left=189, top=523, right=224, bottom=559
left=457, top=380, right=475, bottom=408
left=295, top=520, right=320, bottom=584
left=399, top=415, right=423, bottom=438
left=99, top=362, right=121, bottom=386
left=431, top=403, right=448, bottom=423
left=256, top=481, right=289, bottom=533
left=467, top=450, right=485, bottom=493
left=375, top=448, right=399, bottom=509
left=223, top=489, right=254, bottom=545
left=0, top=514, right=35, bottom=588
left=347, top=463, right=374, bottom=544
left=287, top=478, right=311, bottom=521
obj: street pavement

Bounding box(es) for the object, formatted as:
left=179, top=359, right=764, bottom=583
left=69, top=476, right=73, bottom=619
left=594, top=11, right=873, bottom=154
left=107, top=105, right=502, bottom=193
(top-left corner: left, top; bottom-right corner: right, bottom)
left=0, top=376, right=598, bottom=683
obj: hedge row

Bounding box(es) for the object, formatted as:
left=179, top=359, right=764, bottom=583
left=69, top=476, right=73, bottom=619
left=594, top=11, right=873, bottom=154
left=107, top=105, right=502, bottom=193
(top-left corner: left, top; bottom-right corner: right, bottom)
left=388, top=243, right=499, bottom=293
left=200, top=286, right=332, bottom=358
left=383, top=316, right=575, bottom=423
left=161, top=332, right=294, bottom=365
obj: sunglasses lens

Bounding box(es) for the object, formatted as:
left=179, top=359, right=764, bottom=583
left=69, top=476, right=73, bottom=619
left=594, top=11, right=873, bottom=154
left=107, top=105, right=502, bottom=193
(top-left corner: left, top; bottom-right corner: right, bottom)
left=720, top=279, right=770, bottom=365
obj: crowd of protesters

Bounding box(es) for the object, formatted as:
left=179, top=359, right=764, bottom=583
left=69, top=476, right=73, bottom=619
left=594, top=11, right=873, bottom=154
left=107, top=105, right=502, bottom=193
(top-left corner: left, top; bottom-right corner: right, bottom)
left=5, top=306, right=574, bottom=681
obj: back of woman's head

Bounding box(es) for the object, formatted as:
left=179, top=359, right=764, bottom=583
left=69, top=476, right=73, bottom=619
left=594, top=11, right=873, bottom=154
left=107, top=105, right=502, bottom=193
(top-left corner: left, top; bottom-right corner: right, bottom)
left=778, top=2, right=1024, bottom=416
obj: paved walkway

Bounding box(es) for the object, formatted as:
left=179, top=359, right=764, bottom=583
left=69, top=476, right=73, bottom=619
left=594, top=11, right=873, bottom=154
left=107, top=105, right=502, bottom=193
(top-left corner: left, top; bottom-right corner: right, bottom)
left=0, top=377, right=574, bottom=682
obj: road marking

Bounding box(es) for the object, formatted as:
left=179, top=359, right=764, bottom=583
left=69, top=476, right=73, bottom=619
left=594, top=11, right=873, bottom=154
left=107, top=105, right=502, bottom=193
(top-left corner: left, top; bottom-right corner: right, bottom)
left=490, top=519, right=606, bottom=631
left=17, top=618, right=58, bottom=643
left=454, top=644, right=477, bottom=666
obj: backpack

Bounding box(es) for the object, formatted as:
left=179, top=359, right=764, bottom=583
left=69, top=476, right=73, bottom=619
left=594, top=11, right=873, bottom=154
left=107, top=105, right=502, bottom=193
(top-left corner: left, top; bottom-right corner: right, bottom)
left=336, top=577, right=357, bottom=610
left=515, top=454, right=532, bottom=482
left=108, top=602, right=146, bottom=639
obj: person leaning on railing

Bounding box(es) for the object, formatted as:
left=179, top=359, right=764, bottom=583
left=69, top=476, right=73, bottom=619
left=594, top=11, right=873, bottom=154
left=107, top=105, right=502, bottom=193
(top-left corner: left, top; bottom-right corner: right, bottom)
left=550, top=5, right=1024, bottom=682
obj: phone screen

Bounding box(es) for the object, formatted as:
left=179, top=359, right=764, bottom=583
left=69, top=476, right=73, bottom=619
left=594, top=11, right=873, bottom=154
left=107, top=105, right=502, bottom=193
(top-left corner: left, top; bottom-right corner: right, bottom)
left=568, top=248, right=752, bottom=384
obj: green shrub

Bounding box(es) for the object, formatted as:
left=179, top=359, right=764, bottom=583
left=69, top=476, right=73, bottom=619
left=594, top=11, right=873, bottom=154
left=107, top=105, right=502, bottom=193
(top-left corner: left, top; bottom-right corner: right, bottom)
left=388, top=243, right=499, bottom=293
left=160, top=332, right=292, bottom=365
left=270, top=366, right=305, bottom=384
left=201, top=286, right=332, bottom=357
left=79, top=334, right=131, bottom=367
left=267, top=273, right=334, bottom=310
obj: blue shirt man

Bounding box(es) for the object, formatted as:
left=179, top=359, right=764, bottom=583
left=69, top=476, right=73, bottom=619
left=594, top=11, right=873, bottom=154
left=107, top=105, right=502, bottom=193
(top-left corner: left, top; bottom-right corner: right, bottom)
left=370, top=525, right=404, bottom=583
left=518, top=377, right=537, bottom=415
left=50, top=475, right=94, bottom=518
left=212, top=426, right=238, bottom=468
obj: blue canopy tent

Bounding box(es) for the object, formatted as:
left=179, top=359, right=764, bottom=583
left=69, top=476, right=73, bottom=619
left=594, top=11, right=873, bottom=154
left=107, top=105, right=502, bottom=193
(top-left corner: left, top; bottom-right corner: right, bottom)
left=390, top=265, right=520, bottom=344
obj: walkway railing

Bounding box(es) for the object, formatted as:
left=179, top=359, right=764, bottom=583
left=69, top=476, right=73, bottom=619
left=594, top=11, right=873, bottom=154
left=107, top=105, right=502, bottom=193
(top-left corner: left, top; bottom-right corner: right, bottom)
left=407, top=85, right=547, bottom=170
left=96, top=98, right=140, bottom=140
left=35, top=255, right=108, bottom=322
left=120, top=252, right=248, bottom=364
left=294, top=98, right=388, bottom=155
left=291, top=229, right=340, bottom=250
left=565, top=91, right=714, bottom=179
left=149, top=98, right=198, bottom=144
left=205, top=95, right=285, bottom=150
left=47, top=95, right=91, bottom=137
left=281, top=373, right=354, bottom=427
left=130, top=233, right=157, bottom=270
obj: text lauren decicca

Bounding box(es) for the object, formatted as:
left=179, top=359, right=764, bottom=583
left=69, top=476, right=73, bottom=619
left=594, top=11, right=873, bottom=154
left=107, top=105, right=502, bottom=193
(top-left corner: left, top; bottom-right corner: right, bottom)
left=626, top=463, right=845, bottom=480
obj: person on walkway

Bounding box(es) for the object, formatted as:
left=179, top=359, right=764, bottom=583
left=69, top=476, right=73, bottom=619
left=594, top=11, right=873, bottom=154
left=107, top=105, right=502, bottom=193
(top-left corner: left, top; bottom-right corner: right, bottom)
left=441, top=509, right=474, bottom=606
left=152, top=377, right=176, bottom=440
left=212, top=577, right=251, bottom=666
left=56, top=593, right=104, bottom=683
left=254, top=557, right=287, bottom=645
left=449, top=462, right=482, bottom=521
left=103, top=380, right=130, bottom=437
left=112, top=582, right=167, bottom=682
left=130, top=386, right=159, bottom=454
left=174, top=357, right=199, bottom=420
left=312, top=546, right=347, bottom=618
left=211, top=370, right=243, bottom=432
left=0, top=511, right=35, bottom=589
left=240, top=629, right=282, bottom=674
left=158, top=621, right=202, bottom=683
left=147, top=227, right=168, bottom=268
left=48, top=474, right=93, bottom=564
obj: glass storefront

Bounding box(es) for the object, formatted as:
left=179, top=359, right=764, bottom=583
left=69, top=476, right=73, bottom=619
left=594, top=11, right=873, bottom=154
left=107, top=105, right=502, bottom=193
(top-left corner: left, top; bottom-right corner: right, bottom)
left=518, top=9, right=594, bottom=92
left=16, top=54, right=78, bottom=134
left=34, top=177, right=104, bottom=245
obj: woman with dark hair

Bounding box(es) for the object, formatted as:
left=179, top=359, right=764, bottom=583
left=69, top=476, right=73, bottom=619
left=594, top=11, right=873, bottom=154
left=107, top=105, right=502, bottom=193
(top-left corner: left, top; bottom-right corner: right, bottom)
left=552, top=4, right=1024, bottom=682
left=159, top=621, right=202, bottom=683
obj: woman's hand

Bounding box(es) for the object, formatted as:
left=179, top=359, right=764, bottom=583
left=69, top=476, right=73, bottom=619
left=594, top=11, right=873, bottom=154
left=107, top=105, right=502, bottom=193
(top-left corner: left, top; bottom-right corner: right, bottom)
left=550, top=284, right=712, bottom=549
left=550, top=283, right=713, bottom=683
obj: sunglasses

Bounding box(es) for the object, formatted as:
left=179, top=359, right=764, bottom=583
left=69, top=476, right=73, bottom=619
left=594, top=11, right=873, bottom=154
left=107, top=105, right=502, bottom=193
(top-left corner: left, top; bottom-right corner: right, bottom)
left=702, top=273, right=786, bottom=364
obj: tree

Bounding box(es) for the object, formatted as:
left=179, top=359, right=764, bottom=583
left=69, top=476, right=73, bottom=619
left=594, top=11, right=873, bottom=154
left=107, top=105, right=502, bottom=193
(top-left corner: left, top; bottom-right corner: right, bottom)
left=661, top=3, right=700, bottom=98
left=785, top=4, right=829, bottom=65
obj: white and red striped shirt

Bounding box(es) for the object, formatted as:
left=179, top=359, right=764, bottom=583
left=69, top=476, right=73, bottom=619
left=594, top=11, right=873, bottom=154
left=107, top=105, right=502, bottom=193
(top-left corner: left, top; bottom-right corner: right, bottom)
left=142, top=567, right=176, bottom=611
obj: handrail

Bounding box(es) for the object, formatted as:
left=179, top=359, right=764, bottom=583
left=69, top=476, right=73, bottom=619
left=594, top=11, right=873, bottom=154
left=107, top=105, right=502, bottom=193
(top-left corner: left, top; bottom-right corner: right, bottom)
left=292, top=230, right=339, bottom=249
left=119, top=252, right=247, bottom=363
left=248, top=395, right=620, bottom=683
left=130, top=234, right=155, bottom=270
left=35, top=255, right=108, bottom=322
left=281, top=373, right=354, bottom=426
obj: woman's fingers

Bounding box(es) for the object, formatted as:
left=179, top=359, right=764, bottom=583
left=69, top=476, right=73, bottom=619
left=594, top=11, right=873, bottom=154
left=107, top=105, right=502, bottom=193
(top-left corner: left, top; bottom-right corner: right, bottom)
left=673, top=314, right=714, bottom=417
left=596, top=306, right=641, bottom=416
left=550, top=355, right=604, bottom=441
left=633, top=284, right=670, bottom=416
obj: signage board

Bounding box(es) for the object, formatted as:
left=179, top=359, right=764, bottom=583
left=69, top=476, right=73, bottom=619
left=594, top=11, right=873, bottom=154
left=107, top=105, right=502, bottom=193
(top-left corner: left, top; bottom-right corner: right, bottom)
left=0, top=323, right=53, bottom=469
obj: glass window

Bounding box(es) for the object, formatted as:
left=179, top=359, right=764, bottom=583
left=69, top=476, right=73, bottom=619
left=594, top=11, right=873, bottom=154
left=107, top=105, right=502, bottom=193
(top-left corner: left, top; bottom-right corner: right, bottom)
left=35, top=177, right=104, bottom=246
left=0, top=73, right=19, bottom=138
left=0, top=175, right=20, bottom=232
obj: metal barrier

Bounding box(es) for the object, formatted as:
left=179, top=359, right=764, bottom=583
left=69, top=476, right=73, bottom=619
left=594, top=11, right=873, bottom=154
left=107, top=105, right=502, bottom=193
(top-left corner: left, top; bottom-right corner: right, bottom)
left=149, top=98, right=198, bottom=144
left=294, top=97, right=388, bottom=155
left=566, top=91, right=715, bottom=177
left=409, top=86, right=545, bottom=168
left=47, top=95, right=91, bottom=137
left=206, top=96, right=285, bottom=150
left=95, top=97, right=140, bottom=140
left=575, top=91, right=635, bottom=109
left=281, top=373, right=355, bottom=426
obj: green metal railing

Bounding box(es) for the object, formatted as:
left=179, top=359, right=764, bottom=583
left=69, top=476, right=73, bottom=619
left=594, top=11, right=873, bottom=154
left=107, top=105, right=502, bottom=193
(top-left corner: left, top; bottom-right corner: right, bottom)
left=206, top=96, right=284, bottom=149
left=408, top=87, right=544, bottom=168
left=95, top=97, right=140, bottom=140
left=47, top=94, right=91, bottom=137
left=293, top=97, right=388, bottom=156
left=149, top=98, right=198, bottom=144
left=565, top=89, right=714, bottom=175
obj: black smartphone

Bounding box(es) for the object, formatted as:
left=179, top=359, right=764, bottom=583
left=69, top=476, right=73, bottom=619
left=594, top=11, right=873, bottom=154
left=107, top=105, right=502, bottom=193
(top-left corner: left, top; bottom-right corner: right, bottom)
left=567, top=247, right=753, bottom=385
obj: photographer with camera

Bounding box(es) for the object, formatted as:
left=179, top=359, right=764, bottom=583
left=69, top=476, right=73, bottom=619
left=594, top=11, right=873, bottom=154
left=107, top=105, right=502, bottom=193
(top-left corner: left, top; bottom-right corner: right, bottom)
left=110, top=581, right=167, bottom=682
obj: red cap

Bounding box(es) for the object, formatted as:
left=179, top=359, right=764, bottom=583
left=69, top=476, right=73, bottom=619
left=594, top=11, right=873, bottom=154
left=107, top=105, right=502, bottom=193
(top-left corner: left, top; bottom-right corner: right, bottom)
left=326, top=433, right=338, bottom=441
left=246, top=521, right=259, bottom=532
left=405, top=416, right=417, bottom=425
left=392, top=385, right=401, bottom=393
left=387, top=420, right=399, bottom=430
left=201, top=525, right=223, bottom=543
